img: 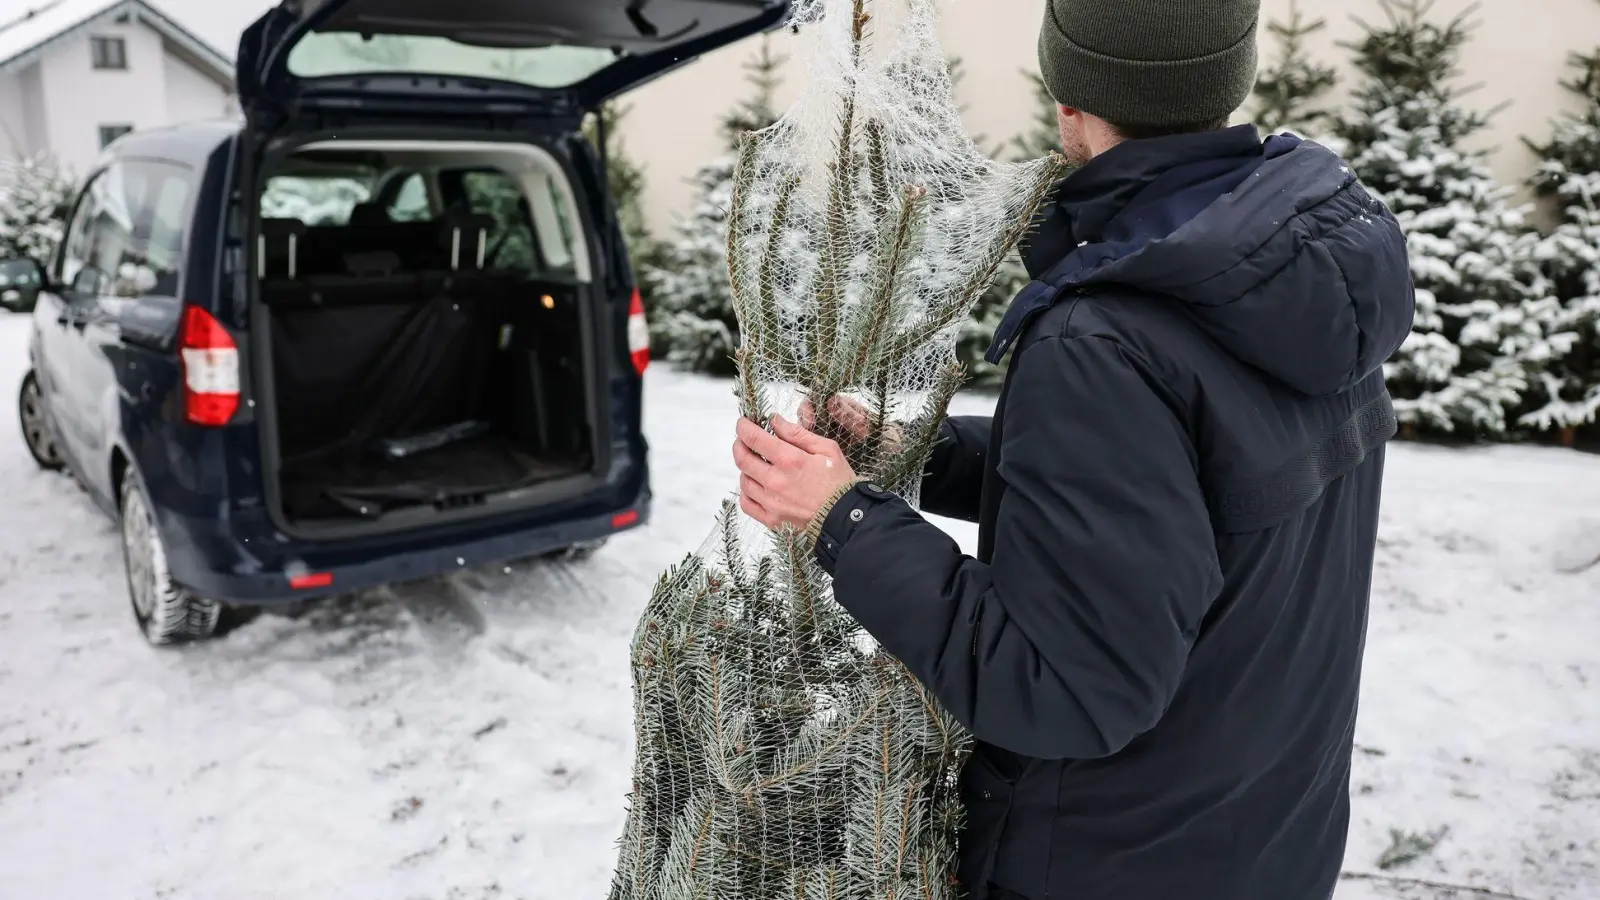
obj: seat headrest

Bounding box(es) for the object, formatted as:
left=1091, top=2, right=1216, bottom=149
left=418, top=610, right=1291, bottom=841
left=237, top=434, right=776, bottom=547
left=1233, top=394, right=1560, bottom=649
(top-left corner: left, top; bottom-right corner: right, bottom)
left=258, top=218, right=309, bottom=279
left=348, top=202, right=390, bottom=229
left=441, top=210, right=496, bottom=271
left=261, top=217, right=309, bottom=238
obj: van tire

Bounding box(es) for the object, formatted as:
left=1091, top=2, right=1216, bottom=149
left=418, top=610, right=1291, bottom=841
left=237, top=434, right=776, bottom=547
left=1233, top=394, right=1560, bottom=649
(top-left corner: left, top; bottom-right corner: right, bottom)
left=18, top=372, right=64, bottom=471
left=119, top=474, right=222, bottom=645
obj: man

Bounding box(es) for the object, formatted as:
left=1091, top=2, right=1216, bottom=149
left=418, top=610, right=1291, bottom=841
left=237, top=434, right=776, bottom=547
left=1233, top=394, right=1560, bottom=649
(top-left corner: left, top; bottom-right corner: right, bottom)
left=732, top=1, right=1415, bottom=898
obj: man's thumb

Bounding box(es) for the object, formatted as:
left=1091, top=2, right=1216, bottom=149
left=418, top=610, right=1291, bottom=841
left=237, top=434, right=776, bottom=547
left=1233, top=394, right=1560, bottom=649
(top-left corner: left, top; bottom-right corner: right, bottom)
left=772, top=415, right=833, bottom=455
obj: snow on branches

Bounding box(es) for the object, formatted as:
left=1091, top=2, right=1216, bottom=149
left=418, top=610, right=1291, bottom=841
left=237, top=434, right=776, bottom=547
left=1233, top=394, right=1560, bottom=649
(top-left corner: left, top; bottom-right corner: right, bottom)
left=1335, top=0, right=1568, bottom=439
left=1523, top=43, right=1600, bottom=437
left=0, top=154, right=77, bottom=265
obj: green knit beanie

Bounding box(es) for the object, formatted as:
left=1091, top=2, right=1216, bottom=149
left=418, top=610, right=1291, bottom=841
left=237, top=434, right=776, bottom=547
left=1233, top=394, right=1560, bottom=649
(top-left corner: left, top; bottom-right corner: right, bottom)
left=1037, top=0, right=1261, bottom=127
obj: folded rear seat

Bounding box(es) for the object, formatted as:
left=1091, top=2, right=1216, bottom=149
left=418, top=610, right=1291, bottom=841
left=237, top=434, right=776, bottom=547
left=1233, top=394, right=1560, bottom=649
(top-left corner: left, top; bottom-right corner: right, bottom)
left=263, top=208, right=512, bottom=463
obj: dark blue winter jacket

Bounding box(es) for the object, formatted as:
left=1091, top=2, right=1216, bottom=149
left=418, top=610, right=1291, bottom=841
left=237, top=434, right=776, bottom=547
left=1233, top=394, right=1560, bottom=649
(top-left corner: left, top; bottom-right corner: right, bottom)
left=813, top=124, right=1416, bottom=900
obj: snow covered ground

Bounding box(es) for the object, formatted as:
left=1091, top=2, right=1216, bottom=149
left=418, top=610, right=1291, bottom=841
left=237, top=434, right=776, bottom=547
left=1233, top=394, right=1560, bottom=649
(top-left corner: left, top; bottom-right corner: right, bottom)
left=0, top=310, right=1596, bottom=900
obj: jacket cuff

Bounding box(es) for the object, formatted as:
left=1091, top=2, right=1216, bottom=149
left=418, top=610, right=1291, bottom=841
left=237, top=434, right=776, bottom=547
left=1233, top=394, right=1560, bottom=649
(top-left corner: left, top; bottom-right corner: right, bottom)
left=813, top=480, right=898, bottom=575
left=803, top=477, right=865, bottom=547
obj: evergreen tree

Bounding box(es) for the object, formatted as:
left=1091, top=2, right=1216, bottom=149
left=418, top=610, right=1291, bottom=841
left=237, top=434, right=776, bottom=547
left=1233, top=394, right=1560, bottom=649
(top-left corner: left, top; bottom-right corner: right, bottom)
left=648, top=39, right=787, bottom=374
left=1334, top=0, right=1564, bottom=438
left=1252, top=0, right=1339, bottom=137
left=0, top=154, right=77, bottom=264
left=1011, top=70, right=1063, bottom=161
left=1523, top=43, right=1600, bottom=440
left=584, top=101, right=655, bottom=265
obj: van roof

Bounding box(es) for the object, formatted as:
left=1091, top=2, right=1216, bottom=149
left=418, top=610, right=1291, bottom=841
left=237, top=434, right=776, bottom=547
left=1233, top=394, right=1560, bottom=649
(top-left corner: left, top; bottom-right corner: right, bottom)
left=96, top=119, right=240, bottom=171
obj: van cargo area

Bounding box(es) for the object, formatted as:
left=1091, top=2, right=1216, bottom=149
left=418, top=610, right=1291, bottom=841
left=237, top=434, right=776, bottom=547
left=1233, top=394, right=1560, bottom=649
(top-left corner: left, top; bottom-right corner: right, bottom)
left=252, top=140, right=604, bottom=537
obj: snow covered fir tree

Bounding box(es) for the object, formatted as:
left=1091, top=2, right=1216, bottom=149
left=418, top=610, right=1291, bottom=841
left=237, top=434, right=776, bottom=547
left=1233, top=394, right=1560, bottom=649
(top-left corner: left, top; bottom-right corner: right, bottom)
left=0, top=154, right=77, bottom=263
left=1334, top=0, right=1565, bottom=439
left=1251, top=0, right=1339, bottom=138
left=1011, top=69, right=1064, bottom=161
left=585, top=100, right=661, bottom=303
left=607, top=1, right=1065, bottom=896
left=1524, top=41, right=1600, bottom=441
left=647, top=39, right=786, bottom=374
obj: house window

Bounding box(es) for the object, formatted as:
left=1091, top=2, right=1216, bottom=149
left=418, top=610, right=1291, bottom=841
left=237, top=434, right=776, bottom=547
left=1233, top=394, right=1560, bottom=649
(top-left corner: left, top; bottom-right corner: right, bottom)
left=98, top=124, right=133, bottom=148
left=90, top=36, right=127, bottom=70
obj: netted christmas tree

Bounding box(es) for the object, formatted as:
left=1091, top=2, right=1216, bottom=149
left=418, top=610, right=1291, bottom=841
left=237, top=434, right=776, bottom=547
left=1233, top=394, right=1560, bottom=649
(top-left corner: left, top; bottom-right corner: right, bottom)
left=649, top=39, right=787, bottom=374
left=607, top=1, right=1064, bottom=897
left=0, top=153, right=77, bottom=263
left=1252, top=0, right=1339, bottom=138
left=1334, top=0, right=1565, bottom=438
left=1523, top=40, right=1600, bottom=440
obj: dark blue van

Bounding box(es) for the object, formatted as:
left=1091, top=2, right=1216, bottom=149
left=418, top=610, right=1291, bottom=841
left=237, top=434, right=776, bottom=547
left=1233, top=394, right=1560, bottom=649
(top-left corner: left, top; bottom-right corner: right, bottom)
left=7, top=0, right=790, bottom=644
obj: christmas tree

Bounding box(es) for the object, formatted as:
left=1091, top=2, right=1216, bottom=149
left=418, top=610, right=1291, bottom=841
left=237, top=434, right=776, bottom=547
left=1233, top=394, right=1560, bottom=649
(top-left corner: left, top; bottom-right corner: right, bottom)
left=1334, top=0, right=1563, bottom=438
left=647, top=39, right=787, bottom=374
left=0, top=154, right=77, bottom=264
left=607, top=1, right=1065, bottom=896
left=1252, top=0, right=1339, bottom=137
left=1523, top=42, right=1600, bottom=440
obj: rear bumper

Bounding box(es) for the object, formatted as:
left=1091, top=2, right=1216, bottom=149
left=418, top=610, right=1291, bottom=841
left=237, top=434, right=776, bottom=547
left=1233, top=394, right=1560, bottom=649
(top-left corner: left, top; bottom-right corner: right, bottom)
left=160, top=486, right=649, bottom=604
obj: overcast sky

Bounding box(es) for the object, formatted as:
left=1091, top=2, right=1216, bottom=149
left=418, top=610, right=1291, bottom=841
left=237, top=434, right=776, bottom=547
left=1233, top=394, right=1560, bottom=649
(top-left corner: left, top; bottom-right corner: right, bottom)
left=155, top=0, right=276, bottom=59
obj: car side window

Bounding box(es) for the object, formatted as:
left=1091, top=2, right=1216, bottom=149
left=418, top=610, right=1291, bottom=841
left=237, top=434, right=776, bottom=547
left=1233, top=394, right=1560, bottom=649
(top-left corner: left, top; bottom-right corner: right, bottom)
left=141, top=164, right=197, bottom=297
left=57, top=161, right=151, bottom=299
left=387, top=172, right=432, bottom=222
left=57, top=173, right=104, bottom=292
left=459, top=169, right=534, bottom=270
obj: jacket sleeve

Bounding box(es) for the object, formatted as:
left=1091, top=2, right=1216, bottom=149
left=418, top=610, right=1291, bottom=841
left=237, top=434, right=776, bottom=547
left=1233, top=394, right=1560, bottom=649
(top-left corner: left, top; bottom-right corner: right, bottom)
left=819, top=335, right=1224, bottom=760
left=918, top=416, right=990, bottom=523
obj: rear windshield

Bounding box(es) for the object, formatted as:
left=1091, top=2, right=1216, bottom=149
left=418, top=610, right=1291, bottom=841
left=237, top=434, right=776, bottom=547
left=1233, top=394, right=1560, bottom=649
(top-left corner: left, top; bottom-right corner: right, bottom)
left=286, top=34, right=619, bottom=88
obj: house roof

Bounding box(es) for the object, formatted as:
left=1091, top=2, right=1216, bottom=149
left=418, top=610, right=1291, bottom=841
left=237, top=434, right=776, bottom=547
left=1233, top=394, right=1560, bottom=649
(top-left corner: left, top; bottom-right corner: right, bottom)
left=0, top=0, right=234, bottom=85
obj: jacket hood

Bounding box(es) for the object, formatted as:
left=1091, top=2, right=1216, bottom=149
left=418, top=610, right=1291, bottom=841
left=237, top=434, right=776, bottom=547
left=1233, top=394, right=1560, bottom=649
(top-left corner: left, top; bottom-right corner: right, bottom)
left=996, top=126, right=1415, bottom=396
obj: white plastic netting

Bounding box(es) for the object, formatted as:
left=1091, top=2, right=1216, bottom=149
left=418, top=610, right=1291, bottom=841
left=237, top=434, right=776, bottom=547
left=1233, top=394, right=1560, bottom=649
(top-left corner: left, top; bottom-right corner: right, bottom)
left=609, top=2, right=1063, bottom=897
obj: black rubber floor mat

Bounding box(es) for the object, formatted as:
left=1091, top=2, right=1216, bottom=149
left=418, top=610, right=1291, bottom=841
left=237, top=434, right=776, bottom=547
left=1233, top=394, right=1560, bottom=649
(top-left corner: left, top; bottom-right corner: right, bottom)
left=280, top=433, right=584, bottom=521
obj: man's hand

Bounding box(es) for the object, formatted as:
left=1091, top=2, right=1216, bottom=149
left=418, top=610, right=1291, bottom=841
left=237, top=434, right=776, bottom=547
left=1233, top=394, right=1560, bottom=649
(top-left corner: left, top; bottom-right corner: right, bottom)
left=733, top=415, right=858, bottom=531
left=799, top=395, right=903, bottom=454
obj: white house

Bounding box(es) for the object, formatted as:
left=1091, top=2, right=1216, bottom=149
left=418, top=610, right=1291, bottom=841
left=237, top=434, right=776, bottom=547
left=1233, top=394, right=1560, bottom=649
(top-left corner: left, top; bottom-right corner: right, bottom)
left=0, top=0, right=236, bottom=177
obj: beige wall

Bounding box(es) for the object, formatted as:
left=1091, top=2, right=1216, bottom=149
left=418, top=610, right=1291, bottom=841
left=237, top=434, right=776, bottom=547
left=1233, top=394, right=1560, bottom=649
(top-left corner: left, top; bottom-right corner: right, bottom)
left=617, top=0, right=1600, bottom=234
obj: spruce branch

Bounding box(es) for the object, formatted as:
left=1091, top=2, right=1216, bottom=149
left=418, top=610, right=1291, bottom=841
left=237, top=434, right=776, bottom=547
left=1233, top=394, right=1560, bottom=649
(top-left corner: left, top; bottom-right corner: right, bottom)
left=833, top=184, right=930, bottom=388
left=904, top=154, right=1067, bottom=349
left=880, top=360, right=965, bottom=492
left=865, top=118, right=893, bottom=220
left=1337, top=871, right=1539, bottom=900
left=725, top=133, right=763, bottom=318
left=753, top=174, right=804, bottom=363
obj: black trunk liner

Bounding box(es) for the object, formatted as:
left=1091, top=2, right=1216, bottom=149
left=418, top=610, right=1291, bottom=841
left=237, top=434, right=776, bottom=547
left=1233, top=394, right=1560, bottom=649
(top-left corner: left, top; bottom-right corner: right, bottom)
left=280, top=432, right=584, bottom=521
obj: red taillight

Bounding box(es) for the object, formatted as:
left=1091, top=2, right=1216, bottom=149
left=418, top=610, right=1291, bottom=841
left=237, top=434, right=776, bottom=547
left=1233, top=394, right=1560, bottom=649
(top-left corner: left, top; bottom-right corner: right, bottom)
left=289, top=572, right=334, bottom=590
left=627, top=287, right=650, bottom=376
left=179, top=306, right=240, bottom=427
left=612, top=510, right=640, bottom=529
